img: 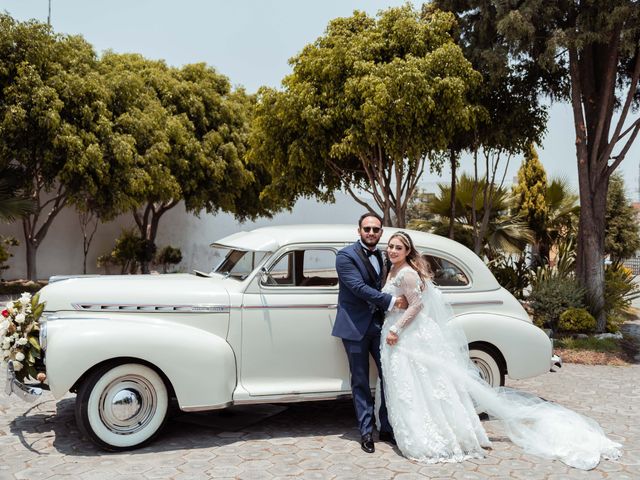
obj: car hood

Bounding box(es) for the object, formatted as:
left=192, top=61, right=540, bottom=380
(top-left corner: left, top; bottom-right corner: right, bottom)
left=39, top=274, right=231, bottom=313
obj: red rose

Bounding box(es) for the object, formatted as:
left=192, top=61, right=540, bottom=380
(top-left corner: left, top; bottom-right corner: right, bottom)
left=1, top=309, right=8, bottom=318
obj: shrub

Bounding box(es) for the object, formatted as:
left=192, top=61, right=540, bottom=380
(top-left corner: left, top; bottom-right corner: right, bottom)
left=488, top=254, right=529, bottom=300
left=605, top=314, right=625, bottom=333
left=528, top=275, right=585, bottom=333
left=103, top=229, right=157, bottom=274
left=155, top=246, right=183, bottom=273
left=558, top=308, right=596, bottom=333
left=603, top=262, right=640, bottom=317
left=0, top=236, right=19, bottom=278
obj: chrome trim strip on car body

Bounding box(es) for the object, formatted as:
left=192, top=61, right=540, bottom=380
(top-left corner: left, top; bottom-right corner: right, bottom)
left=234, top=392, right=353, bottom=405
left=4, top=361, right=43, bottom=403
left=448, top=300, right=504, bottom=307
left=72, top=303, right=230, bottom=313
left=181, top=401, right=233, bottom=412
left=237, top=304, right=338, bottom=310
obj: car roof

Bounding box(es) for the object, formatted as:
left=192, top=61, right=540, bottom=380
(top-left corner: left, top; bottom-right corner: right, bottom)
left=213, top=224, right=499, bottom=289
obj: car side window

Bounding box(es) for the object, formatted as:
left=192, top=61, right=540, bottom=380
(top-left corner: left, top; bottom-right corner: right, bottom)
left=423, top=254, right=469, bottom=287
left=264, top=252, right=294, bottom=286
left=262, top=249, right=338, bottom=287
left=300, top=249, right=338, bottom=287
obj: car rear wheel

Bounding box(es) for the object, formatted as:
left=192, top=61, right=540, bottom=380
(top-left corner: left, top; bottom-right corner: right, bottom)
left=75, top=363, right=169, bottom=451
left=469, top=345, right=505, bottom=388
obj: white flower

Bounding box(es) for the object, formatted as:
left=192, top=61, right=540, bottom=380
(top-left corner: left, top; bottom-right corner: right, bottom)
left=15, top=352, right=25, bottom=362
left=16, top=337, right=28, bottom=346
left=1, top=320, right=8, bottom=330
left=2, top=339, right=11, bottom=350
left=12, top=361, right=23, bottom=371
left=14, top=313, right=26, bottom=324
left=5, top=302, right=14, bottom=314
left=19, top=293, right=31, bottom=306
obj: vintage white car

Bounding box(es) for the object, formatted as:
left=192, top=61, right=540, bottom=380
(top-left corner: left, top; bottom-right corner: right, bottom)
left=5, top=225, right=560, bottom=450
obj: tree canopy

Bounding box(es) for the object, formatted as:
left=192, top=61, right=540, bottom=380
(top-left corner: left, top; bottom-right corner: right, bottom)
left=0, top=14, right=110, bottom=279
left=435, top=0, right=640, bottom=331
left=605, top=174, right=640, bottom=262
left=249, top=5, right=484, bottom=226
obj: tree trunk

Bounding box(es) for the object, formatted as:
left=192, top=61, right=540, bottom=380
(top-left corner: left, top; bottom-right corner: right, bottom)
left=576, top=177, right=608, bottom=332
left=448, top=150, right=457, bottom=239
left=25, top=239, right=38, bottom=281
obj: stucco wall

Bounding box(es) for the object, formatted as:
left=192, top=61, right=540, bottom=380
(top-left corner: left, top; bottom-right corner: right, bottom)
left=0, top=193, right=366, bottom=280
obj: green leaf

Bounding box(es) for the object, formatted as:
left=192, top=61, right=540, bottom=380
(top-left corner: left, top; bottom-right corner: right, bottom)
left=28, top=336, right=41, bottom=353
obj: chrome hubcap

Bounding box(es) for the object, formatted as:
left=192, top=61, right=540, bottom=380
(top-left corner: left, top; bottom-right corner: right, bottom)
left=111, top=389, right=142, bottom=422
left=99, top=375, right=157, bottom=435
left=472, top=358, right=493, bottom=386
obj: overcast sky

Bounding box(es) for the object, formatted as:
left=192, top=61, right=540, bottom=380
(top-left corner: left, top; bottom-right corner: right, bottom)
left=3, top=0, right=640, bottom=199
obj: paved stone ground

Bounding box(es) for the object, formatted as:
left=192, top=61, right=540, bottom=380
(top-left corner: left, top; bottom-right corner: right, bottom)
left=1, top=356, right=638, bottom=480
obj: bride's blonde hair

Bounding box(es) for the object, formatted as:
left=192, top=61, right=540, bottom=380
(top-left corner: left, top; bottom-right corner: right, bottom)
left=388, top=231, right=432, bottom=286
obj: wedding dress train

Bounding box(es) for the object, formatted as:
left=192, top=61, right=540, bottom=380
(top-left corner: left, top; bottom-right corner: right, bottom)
left=380, top=266, right=621, bottom=470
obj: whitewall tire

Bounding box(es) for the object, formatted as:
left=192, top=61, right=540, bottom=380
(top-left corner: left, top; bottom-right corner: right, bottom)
left=75, top=363, right=169, bottom=450
left=469, top=346, right=505, bottom=388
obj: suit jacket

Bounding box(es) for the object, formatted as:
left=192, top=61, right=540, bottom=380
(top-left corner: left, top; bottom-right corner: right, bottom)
left=332, top=241, right=393, bottom=341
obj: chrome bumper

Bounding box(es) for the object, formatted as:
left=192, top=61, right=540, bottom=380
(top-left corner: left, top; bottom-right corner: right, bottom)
left=550, top=354, right=562, bottom=372
left=4, top=361, right=43, bottom=402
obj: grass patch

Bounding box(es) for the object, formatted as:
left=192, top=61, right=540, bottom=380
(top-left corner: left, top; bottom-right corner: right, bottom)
left=554, top=336, right=621, bottom=353
left=554, top=332, right=639, bottom=365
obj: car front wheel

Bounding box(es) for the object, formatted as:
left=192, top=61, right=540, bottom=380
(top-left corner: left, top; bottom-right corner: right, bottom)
left=75, top=363, right=169, bottom=450
left=469, top=345, right=505, bottom=388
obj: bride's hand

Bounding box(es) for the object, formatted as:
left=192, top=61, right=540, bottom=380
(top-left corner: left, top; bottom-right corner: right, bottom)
left=386, top=331, right=398, bottom=346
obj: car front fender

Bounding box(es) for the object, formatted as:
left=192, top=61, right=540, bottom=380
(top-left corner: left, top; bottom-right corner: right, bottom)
left=45, top=315, right=236, bottom=411
left=452, top=313, right=552, bottom=380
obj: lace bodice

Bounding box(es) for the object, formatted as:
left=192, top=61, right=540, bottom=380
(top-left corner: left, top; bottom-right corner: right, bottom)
left=383, top=266, right=425, bottom=333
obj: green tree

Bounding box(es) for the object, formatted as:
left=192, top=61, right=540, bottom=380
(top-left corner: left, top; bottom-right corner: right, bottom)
left=249, top=5, right=484, bottom=227
left=0, top=15, right=111, bottom=280
left=428, top=2, right=548, bottom=242
left=99, top=54, right=275, bottom=273
left=605, top=174, right=640, bottom=262
left=435, top=0, right=640, bottom=332
left=512, top=145, right=548, bottom=262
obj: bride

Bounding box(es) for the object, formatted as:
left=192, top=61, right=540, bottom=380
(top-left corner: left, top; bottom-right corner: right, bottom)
left=380, top=231, right=622, bottom=470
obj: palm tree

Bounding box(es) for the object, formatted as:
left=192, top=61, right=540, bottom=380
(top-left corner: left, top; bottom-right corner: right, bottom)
left=538, top=178, right=580, bottom=263
left=408, top=174, right=533, bottom=258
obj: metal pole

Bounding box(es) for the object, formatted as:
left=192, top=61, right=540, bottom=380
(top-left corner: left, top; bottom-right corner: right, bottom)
left=47, top=0, right=51, bottom=26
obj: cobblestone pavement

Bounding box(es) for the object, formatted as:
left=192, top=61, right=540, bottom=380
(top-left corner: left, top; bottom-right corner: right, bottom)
left=1, top=360, right=639, bottom=479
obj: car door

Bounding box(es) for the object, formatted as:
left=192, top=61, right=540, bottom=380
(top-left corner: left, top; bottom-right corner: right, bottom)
left=240, top=245, right=350, bottom=397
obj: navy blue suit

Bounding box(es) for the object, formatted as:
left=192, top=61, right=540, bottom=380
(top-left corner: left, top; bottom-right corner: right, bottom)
left=332, top=241, right=393, bottom=436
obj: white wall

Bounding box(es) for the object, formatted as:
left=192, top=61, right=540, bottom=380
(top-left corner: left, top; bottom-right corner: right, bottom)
left=0, top=193, right=366, bottom=280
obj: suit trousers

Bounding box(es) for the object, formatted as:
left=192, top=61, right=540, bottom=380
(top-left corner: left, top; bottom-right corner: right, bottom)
left=342, top=329, right=392, bottom=437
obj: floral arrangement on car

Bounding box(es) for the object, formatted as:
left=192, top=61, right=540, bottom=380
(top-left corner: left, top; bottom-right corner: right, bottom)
left=1, top=292, right=45, bottom=383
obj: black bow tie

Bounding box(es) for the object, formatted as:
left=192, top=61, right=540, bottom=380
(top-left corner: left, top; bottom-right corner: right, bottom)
left=364, top=248, right=378, bottom=257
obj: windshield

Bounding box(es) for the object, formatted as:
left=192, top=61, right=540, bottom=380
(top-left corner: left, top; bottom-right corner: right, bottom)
left=210, top=246, right=269, bottom=280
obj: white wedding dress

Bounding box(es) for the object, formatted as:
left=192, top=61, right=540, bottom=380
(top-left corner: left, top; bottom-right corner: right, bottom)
left=380, top=266, right=622, bottom=470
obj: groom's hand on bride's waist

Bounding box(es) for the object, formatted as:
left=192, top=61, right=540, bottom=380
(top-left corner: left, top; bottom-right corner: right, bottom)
left=394, top=296, right=408, bottom=309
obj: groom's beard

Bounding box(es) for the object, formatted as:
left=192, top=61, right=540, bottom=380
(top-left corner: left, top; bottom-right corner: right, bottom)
left=360, top=234, right=380, bottom=249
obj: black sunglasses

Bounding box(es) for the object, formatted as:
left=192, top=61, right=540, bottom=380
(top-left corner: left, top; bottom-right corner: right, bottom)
left=362, top=226, right=381, bottom=233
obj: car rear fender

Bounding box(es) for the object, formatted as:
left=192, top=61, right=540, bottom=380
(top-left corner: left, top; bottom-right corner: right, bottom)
left=451, top=313, right=552, bottom=380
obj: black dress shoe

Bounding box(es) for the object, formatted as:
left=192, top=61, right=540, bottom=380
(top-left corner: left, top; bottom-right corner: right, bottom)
left=379, top=431, right=397, bottom=445
left=360, top=433, right=375, bottom=453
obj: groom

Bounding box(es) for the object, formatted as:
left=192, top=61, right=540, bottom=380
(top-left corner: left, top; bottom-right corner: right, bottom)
left=332, top=213, right=406, bottom=453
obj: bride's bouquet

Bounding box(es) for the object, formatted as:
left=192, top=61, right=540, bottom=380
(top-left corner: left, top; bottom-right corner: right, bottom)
left=1, top=292, right=44, bottom=383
